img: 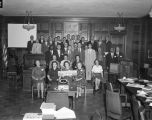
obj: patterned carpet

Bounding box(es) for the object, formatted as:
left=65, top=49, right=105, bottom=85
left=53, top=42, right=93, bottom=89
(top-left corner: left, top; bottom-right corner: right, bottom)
left=0, top=79, right=106, bottom=120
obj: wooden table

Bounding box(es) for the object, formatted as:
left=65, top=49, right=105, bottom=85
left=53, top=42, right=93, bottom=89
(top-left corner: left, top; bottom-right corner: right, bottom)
left=46, top=87, right=77, bottom=110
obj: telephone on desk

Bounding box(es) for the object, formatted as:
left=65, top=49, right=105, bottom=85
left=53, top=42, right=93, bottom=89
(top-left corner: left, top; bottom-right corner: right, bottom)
left=58, top=79, right=69, bottom=91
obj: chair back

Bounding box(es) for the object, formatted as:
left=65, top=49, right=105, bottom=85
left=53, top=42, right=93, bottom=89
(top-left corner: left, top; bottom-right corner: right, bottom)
left=106, top=90, right=122, bottom=115
left=90, top=110, right=104, bottom=120
left=46, top=92, right=69, bottom=110
left=130, top=96, right=140, bottom=120
left=106, top=82, right=113, bottom=91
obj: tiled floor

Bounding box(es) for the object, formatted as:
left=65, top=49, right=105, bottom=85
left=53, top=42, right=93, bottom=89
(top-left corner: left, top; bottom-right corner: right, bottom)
left=0, top=79, right=106, bottom=120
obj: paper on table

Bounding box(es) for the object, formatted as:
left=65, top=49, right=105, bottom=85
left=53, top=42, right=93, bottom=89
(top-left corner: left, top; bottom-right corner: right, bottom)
left=137, top=90, right=147, bottom=95
left=127, top=83, right=145, bottom=88
left=118, top=79, right=134, bottom=83
left=149, top=103, right=152, bottom=106
left=23, top=113, right=42, bottom=120
left=145, top=99, right=152, bottom=102
left=54, top=107, right=76, bottom=119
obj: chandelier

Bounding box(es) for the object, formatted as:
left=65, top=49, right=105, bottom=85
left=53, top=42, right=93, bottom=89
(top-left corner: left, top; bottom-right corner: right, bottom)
left=23, top=11, right=35, bottom=31
left=114, top=12, right=126, bottom=32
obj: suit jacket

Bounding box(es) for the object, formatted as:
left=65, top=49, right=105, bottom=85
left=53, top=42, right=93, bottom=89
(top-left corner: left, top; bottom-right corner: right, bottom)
left=63, top=47, right=69, bottom=55
left=45, top=50, right=54, bottom=65
left=42, top=42, right=49, bottom=54
left=106, top=53, right=117, bottom=68
left=73, top=48, right=79, bottom=59
left=27, top=40, right=34, bottom=53
left=54, top=49, right=64, bottom=62
left=67, top=50, right=74, bottom=63
left=106, top=41, right=112, bottom=52
left=77, top=47, right=85, bottom=63
left=115, top=52, right=123, bottom=63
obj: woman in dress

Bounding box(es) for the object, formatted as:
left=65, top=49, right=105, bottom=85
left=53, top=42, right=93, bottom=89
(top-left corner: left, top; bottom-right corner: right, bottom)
left=75, top=62, right=85, bottom=98
left=47, top=61, right=60, bottom=88
left=32, top=60, right=46, bottom=98
left=91, top=59, right=103, bottom=91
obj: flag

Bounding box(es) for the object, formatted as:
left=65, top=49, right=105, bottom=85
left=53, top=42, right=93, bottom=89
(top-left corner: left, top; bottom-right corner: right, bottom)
left=2, top=41, right=8, bottom=68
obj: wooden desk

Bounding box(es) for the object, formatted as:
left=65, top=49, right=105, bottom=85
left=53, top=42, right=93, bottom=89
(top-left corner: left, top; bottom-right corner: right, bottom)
left=118, top=78, right=152, bottom=108
left=46, top=88, right=77, bottom=110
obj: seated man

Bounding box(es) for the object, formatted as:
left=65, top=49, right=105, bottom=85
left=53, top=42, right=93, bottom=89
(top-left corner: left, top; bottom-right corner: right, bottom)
left=31, top=39, right=42, bottom=54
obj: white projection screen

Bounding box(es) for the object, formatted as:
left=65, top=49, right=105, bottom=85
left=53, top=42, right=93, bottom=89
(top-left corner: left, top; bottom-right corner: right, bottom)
left=8, top=24, right=37, bottom=48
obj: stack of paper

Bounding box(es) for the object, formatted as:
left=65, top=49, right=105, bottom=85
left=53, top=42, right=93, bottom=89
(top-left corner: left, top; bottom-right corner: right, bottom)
left=145, top=97, right=152, bottom=102
left=40, top=102, right=56, bottom=115
left=23, top=113, right=42, bottom=120
left=54, top=107, right=76, bottom=119
left=149, top=103, right=152, bottom=106
left=119, top=79, right=134, bottom=83
left=127, top=83, right=144, bottom=88
left=137, top=90, right=147, bottom=95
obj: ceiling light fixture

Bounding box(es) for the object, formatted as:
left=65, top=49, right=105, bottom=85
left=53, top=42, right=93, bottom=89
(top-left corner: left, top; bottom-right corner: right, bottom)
left=114, top=12, right=126, bottom=32
left=23, top=11, right=35, bottom=31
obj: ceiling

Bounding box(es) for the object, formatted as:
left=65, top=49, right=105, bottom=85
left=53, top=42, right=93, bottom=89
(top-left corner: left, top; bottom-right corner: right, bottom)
left=0, top=0, right=152, bottom=17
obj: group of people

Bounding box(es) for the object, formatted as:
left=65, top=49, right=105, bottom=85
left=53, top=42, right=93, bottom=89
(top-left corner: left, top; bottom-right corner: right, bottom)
left=30, top=34, right=123, bottom=99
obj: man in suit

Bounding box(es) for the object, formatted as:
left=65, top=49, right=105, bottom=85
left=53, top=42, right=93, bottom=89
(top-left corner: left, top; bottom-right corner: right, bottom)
left=67, top=45, right=74, bottom=63
left=54, top=44, right=64, bottom=62
left=63, top=42, right=69, bottom=54
left=27, top=35, right=35, bottom=53
left=73, top=42, right=79, bottom=59
left=77, top=42, right=85, bottom=63
left=106, top=47, right=117, bottom=71
left=105, top=35, right=112, bottom=52
left=42, top=37, right=49, bottom=54
left=45, top=45, right=54, bottom=66
left=115, top=46, right=123, bottom=63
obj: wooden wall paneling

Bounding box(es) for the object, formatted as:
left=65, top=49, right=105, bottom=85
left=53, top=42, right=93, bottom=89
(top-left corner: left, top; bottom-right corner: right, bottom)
left=54, top=22, right=63, bottom=39
left=0, top=16, right=3, bottom=78
left=126, top=20, right=133, bottom=59
left=79, top=23, right=89, bottom=41
left=131, top=21, right=142, bottom=65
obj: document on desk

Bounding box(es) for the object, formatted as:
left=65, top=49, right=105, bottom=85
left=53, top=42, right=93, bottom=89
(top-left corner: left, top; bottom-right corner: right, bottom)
left=127, top=83, right=145, bottom=88
left=23, top=113, right=42, bottom=120
left=54, top=107, right=76, bottom=119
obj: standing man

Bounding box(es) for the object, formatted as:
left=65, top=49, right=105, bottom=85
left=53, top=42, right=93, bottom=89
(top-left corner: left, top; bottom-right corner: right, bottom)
left=54, top=44, right=64, bottom=62
left=105, top=35, right=112, bottom=53
left=77, top=42, right=85, bottom=63
left=85, top=43, right=96, bottom=81
left=27, top=35, right=35, bottom=53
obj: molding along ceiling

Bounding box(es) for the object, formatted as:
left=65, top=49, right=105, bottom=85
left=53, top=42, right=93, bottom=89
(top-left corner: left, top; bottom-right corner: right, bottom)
left=0, top=0, right=152, bottom=17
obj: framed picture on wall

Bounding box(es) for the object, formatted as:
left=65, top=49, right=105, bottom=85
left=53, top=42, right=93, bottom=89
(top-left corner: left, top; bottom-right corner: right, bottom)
left=64, top=22, right=78, bottom=36
left=79, top=31, right=88, bottom=41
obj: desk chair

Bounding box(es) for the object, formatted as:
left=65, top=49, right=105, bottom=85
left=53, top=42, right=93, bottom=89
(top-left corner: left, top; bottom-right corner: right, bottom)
left=90, top=110, right=103, bottom=120
left=130, top=96, right=146, bottom=120
left=106, top=82, right=129, bottom=107
left=31, top=79, right=47, bottom=100
left=106, top=90, right=132, bottom=120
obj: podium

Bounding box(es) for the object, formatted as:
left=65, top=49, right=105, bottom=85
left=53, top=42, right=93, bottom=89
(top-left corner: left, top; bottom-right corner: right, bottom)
left=24, top=54, right=45, bottom=69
